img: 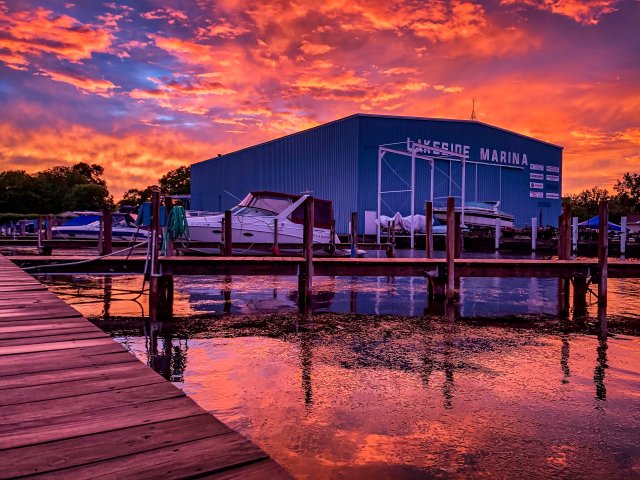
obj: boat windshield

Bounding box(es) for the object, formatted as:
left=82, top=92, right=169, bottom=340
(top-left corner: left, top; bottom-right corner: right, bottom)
left=238, top=194, right=293, bottom=215
left=231, top=206, right=277, bottom=217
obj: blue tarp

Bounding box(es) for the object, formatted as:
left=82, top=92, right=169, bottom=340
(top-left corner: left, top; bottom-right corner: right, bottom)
left=578, top=216, right=622, bottom=232
left=62, top=215, right=101, bottom=226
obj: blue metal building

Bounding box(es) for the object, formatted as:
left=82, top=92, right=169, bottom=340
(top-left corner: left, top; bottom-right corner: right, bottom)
left=191, top=114, right=563, bottom=232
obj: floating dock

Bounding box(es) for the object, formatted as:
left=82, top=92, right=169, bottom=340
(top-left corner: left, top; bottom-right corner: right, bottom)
left=0, top=256, right=290, bottom=479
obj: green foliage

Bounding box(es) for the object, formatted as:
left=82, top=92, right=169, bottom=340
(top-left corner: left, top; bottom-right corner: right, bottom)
left=118, top=165, right=190, bottom=210
left=118, top=186, right=155, bottom=209
left=614, top=172, right=640, bottom=214
left=562, top=172, right=639, bottom=222
left=159, top=166, right=190, bottom=195
left=0, top=162, right=113, bottom=215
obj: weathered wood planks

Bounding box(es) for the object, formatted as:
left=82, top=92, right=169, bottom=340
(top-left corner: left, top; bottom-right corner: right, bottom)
left=0, top=256, right=291, bottom=479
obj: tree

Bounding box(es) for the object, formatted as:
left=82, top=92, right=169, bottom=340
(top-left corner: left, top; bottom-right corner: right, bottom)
left=159, top=166, right=190, bottom=195
left=118, top=186, right=155, bottom=209
left=0, top=170, right=40, bottom=213
left=563, top=187, right=612, bottom=220
left=614, top=172, right=640, bottom=214
left=0, top=162, right=113, bottom=214
left=66, top=184, right=113, bottom=211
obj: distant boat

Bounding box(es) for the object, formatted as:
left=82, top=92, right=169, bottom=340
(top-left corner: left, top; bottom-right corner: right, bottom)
left=187, top=191, right=338, bottom=245
left=52, top=212, right=148, bottom=241
left=433, top=201, right=514, bottom=228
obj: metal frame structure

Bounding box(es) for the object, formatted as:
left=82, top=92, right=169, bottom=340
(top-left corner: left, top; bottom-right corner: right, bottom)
left=377, top=140, right=468, bottom=248
left=378, top=138, right=531, bottom=248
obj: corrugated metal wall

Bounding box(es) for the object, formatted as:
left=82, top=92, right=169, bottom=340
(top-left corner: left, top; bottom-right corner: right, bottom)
left=191, top=116, right=360, bottom=231
left=356, top=116, right=562, bottom=229
left=192, top=114, right=562, bottom=232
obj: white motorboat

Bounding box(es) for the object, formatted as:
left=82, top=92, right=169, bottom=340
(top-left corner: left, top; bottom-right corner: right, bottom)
left=187, top=191, right=338, bottom=246
left=52, top=212, right=148, bottom=241
left=433, top=201, right=514, bottom=228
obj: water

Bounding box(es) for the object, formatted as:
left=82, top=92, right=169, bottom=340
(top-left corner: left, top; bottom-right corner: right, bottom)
left=36, top=263, right=640, bottom=479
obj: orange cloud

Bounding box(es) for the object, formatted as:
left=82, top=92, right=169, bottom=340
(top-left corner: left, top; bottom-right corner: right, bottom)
left=500, top=0, right=619, bottom=25
left=0, top=4, right=114, bottom=69
left=37, top=69, right=119, bottom=96
left=0, top=120, right=215, bottom=197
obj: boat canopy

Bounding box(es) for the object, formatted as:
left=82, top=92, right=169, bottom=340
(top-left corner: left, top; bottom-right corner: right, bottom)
left=578, top=216, right=622, bottom=232
left=241, top=191, right=334, bottom=229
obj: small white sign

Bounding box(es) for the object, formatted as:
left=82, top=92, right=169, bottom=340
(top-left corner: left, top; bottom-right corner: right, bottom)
left=530, top=173, right=544, bottom=180
left=546, top=193, right=560, bottom=199
left=546, top=165, right=560, bottom=173
left=530, top=182, right=544, bottom=189
left=530, top=191, right=544, bottom=198
left=546, top=174, right=559, bottom=182
left=530, top=164, right=544, bottom=171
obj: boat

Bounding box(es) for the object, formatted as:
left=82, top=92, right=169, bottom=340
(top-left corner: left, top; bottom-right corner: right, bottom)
left=187, top=191, right=338, bottom=247
left=378, top=212, right=447, bottom=235
left=433, top=201, right=514, bottom=229
left=52, top=212, right=148, bottom=241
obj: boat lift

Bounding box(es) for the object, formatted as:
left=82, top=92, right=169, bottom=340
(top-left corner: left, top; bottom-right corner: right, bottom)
left=377, top=139, right=468, bottom=248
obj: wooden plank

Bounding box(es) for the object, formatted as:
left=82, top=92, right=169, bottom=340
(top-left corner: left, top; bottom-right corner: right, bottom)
left=0, top=337, right=115, bottom=355
left=0, top=330, right=109, bottom=347
left=0, top=381, right=185, bottom=431
left=33, top=432, right=269, bottom=480
left=0, top=345, right=133, bottom=376
left=0, top=359, right=155, bottom=390
left=0, top=366, right=166, bottom=406
left=0, top=396, right=206, bottom=449
left=0, top=320, right=90, bottom=333
left=0, top=414, right=230, bottom=478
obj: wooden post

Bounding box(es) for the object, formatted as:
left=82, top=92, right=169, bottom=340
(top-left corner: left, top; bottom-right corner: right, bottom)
left=446, top=197, right=455, bottom=299
left=98, top=213, right=104, bottom=254
left=37, top=215, right=43, bottom=253
left=164, top=197, right=174, bottom=257
left=598, top=200, right=608, bottom=308
left=572, top=216, right=578, bottom=255
left=298, top=196, right=314, bottom=310
left=149, top=188, right=161, bottom=321
left=101, top=207, right=112, bottom=256
left=46, top=215, right=53, bottom=240
left=387, top=220, right=396, bottom=258
left=564, top=206, right=571, bottom=260
left=329, top=219, right=336, bottom=257
left=531, top=217, right=537, bottom=252
left=224, top=210, right=232, bottom=256
left=425, top=201, right=433, bottom=259
left=494, top=217, right=500, bottom=251
left=273, top=218, right=279, bottom=256
left=350, top=211, right=358, bottom=258
left=454, top=211, right=462, bottom=258
left=620, top=216, right=627, bottom=258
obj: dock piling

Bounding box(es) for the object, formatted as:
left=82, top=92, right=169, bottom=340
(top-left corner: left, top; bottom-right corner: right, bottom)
left=572, top=216, right=578, bottom=255
left=425, top=201, right=433, bottom=259
left=100, top=207, right=112, bottom=256
left=446, top=197, right=455, bottom=299
left=494, top=217, right=500, bottom=251
left=621, top=216, right=627, bottom=258
left=350, top=211, right=358, bottom=258
left=598, top=200, right=609, bottom=309
left=224, top=210, right=232, bottom=256
left=531, top=217, right=537, bottom=252
left=149, top=188, right=161, bottom=321
left=298, top=196, right=314, bottom=310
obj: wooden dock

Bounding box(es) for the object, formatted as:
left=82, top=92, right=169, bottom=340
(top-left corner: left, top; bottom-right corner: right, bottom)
left=0, top=256, right=290, bottom=479
left=8, top=255, right=640, bottom=278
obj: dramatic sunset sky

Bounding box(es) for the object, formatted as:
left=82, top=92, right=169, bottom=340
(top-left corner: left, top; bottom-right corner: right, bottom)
left=0, top=0, right=638, bottom=198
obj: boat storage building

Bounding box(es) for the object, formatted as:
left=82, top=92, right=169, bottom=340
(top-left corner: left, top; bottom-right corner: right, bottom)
left=191, top=114, right=563, bottom=233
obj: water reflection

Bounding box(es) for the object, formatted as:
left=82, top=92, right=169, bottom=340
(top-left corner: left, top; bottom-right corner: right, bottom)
left=36, top=270, right=640, bottom=479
